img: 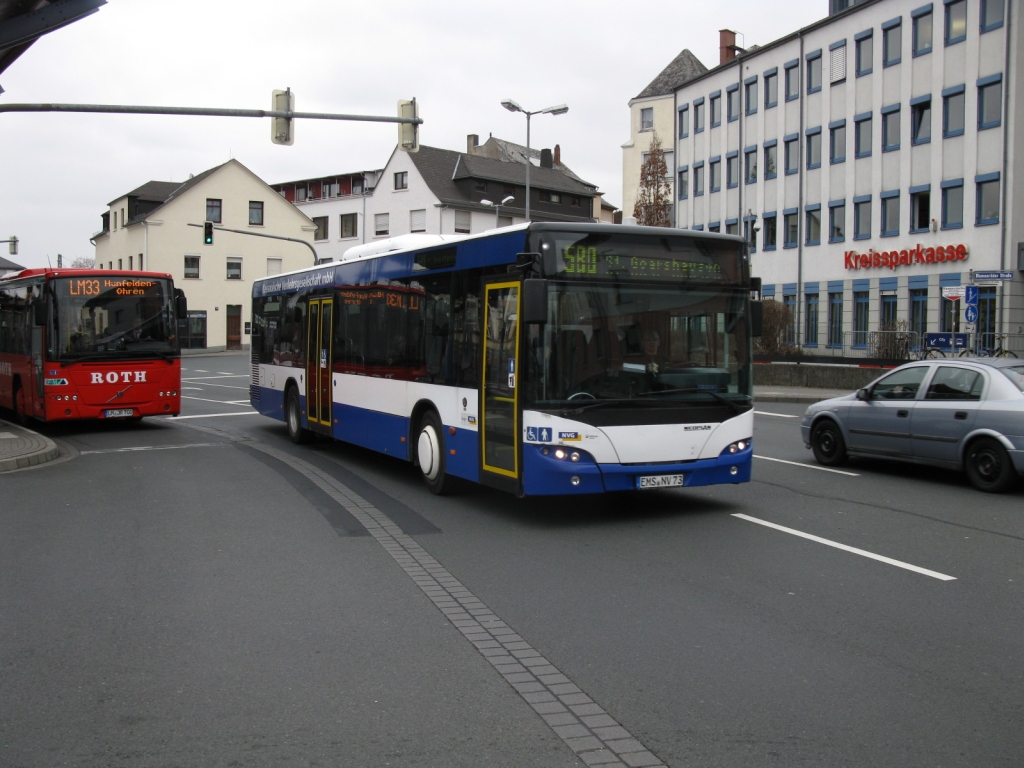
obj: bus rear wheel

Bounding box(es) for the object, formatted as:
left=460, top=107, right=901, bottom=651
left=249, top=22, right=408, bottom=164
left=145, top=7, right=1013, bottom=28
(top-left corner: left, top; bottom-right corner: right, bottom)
left=12, top=384, right=29, bottom=427
left=286, top=386, right=312, bottom=444
left=417, top=411, right=454, bottom=495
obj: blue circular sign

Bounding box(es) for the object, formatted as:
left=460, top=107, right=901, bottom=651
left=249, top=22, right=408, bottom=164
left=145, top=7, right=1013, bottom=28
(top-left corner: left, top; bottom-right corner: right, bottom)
left=965, top=305, right=979, bottom=323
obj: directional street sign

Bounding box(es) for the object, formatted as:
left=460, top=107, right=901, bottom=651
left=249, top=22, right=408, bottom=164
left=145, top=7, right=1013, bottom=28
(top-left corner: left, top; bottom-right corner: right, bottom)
left=973, top=271, right=1015, bottom=281
left=965, top=305, right=979, bottom=324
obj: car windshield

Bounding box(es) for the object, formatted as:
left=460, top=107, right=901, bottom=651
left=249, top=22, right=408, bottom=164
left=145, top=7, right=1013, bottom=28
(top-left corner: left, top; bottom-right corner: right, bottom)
left=523, top=282, right=752, bottom=411
left=1000, top=365, right=1024, bottom=393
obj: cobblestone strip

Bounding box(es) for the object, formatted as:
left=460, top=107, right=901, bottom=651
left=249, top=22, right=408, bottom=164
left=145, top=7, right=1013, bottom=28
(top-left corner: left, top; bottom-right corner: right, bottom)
left=250, top=443, right=667, bottom=768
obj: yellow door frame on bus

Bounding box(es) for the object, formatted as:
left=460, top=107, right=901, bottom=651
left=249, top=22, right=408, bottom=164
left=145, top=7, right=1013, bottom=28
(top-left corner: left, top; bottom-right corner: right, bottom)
left=479, top=278, right=522, bottom=494
left=305, top=295, right=334, bottom=434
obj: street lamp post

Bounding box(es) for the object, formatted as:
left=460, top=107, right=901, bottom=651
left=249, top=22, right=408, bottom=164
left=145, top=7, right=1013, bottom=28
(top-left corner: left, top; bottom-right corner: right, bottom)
left=500, top=99, right=568, bottom=221
left=480, top=195, right=516, bottom=228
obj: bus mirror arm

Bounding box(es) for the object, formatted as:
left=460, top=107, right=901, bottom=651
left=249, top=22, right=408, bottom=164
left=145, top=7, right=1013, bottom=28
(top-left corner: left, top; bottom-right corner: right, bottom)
left=749, top=301, right=764, bottom=338
left=522, top=279, right=548, bottom=325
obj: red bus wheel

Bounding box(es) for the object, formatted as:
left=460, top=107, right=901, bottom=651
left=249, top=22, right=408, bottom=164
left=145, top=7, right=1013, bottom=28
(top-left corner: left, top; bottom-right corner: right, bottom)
left=12, top=385, right=28, bottom=426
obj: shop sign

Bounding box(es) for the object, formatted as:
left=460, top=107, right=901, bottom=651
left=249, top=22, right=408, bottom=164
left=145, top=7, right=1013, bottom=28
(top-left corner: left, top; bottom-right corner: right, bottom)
left=844, top=243, right=968, bottom=271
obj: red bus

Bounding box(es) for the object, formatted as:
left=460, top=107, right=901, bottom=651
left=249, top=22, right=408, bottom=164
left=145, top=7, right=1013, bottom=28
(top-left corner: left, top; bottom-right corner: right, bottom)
left=0, top=268, right=188, bottom=424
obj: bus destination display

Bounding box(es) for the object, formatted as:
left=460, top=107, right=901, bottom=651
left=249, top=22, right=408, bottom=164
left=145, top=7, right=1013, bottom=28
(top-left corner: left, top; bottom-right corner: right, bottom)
left=562, top=245, right=728, bottom=282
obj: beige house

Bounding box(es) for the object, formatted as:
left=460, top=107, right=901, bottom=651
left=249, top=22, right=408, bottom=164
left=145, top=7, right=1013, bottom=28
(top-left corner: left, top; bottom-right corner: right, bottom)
left=93, top=159, right=316, bottom=351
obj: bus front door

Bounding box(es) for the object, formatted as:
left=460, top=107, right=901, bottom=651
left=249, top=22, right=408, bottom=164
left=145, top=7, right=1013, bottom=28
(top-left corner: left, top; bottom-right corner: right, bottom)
left=480, top=281, right=521, bottom=492
left=304, top=296, right=334, bottom=434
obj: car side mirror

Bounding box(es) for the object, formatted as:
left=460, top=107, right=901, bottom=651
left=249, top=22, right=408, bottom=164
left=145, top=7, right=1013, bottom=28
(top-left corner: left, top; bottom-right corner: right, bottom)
left=856, top=388, right=870, bottom=401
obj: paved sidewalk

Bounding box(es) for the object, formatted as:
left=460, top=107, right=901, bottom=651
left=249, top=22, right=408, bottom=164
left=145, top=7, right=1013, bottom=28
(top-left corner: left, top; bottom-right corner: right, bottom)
left=0, top=418, right=60, bottom=472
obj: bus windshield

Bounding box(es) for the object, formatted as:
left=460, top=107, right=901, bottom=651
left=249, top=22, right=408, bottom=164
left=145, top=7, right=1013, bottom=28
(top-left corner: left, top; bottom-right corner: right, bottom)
left=51, top=276, right=178, bottom=360
left=524, top=282, right=752, bottom=410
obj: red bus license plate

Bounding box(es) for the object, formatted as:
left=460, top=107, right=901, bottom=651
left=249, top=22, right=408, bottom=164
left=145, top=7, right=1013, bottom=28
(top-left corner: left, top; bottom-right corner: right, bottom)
left=637, top=474, right=684, bottom=489
left=104, top=408, right=135, bottom=418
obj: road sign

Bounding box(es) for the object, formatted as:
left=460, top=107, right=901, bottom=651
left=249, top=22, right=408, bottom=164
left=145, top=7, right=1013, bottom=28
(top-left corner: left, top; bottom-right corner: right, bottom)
left=941, top=286, right=965, bottom=300
left=965, top=305, right=979, bottom=324
left=965, top=285, right=979, bottom=307
left=973, top=271, right=1014, bottom=281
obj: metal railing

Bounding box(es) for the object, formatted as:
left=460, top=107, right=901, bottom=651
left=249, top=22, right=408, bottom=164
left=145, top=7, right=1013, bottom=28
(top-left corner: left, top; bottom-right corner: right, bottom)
left=759, top=331, right=1024, bottom=362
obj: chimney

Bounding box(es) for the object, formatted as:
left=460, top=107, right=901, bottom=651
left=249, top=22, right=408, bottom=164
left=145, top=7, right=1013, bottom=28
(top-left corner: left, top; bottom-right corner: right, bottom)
left=467, top=134, right=479, bottom=153
left=540, top=148, right=553, bottom=169
left=719, top=29, right=737, bottom=64
left=553, top=144, right=561, bottom=166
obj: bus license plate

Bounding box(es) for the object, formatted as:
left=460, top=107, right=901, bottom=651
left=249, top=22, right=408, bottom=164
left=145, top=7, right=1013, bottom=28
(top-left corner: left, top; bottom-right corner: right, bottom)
left=104, top=408, right=135, bottom=418
left=637, top=474, right=684, bottom=489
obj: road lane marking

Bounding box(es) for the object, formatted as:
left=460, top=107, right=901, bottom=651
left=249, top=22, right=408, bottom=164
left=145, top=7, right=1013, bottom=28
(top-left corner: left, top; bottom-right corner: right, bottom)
left=754, top=410, right=799, bottom=418
left=181, top=382, right=249, bottom=390
left=182, top=395, right=252, bottom=405
left=733, top=513, right=956, bottom=581
left=79, top=442, right=228, bottom=455
left=166, top=412, right=259, bottom=419
left=755, top=454, right=860, bottom=476
left=181, top=375, right=248, bottom=381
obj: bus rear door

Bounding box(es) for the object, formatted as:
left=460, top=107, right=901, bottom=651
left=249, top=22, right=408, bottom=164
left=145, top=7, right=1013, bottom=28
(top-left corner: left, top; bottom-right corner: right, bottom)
left=304, top=296, right=334, bottom=434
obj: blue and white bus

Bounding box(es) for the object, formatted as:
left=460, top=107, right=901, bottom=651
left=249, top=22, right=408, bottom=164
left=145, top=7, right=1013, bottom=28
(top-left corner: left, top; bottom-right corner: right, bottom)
left=250, top=223, right=759, bottom=496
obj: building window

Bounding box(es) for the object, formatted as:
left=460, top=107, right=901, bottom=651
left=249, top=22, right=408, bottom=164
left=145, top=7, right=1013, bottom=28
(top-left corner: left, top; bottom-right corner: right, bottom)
left=313, top=216, right=328, bottom=241
left=806, top=206, right=821, bottom=245
left=981, top=0, right=1005, bottom=32
left=783, top=212, right=798, bottom=248
left=764, top=71, right=778, bottom=108
left=828, top=292, right=843, bottom=347
left=249, top=201, right=264, bottom=225
left=726, top=220, right=738, bottom=236
left=678, top=168, right=689, bottom=199
left=978, top=286, right=997, bottom=339
left=855, top=114, right=872, bottom=157
left=206, top=198, right=222, bottom=223
left=693, top=165, right=704, bottom=196
left=910, top=187, right=931, bottom=232
left=226, top=258, right=242, bottom=280
left=976, top=175, right=1000, bottom=226
left=708, top=222, right=720, bottom=233
left=830, top=42, right=847, bottom=84
left=854, top=198, right=872, bottom=239
left=678, top=106, right=689, bottom=138
left=881, top=192, right=900, bottom=236
left=913, top=8, right=933, bottom=56
left=829, top=202, right=846, bottom=242
left=853, top=292, right=870, bottom=347
left=118, top=258, right=122, bottom=270
left=727, top=87, right=740, bottom=121
left=807, top=52, right=822, bottom=93
left=394, top=171, right=408, bottom=190
left=882, top=106, right=901, bottom=151
left=856, top=32, right=873, bottom=76
left=726, top=154, right=739, bottom=188
left=784, top=137, right=799, bottom=175
left=941, top=295, right=960, bottom=333
left=745, top=78, right=758, bottom=114
left=266, top=258, right=282, bottom=276
left=945, top=0, right=967, bottom=44
left=883, top=19, right=902, bottom=66
left=783, top=294, right=796, bottom=343
left=978, top=76, right=1002, bottom=130
left=806, top=129, right=822, bottom=169
left=340, top=212, right=358, bottom=239
left=744, top=219, right=757, bottom=251
left=709, top=159, right=721, bottom=192
left=184, top=255, right=200, bottom=279
left=539, top=190, right=562, bottom=203
left=881, top=294, right=898, bottom=329
left=710, top=93, right=722, bottom=127
left=943, top=86, right=965, bottom=136
left=352, top=178, right=364, bottom=195
left=763, top=214, right=777, bottom=250
left=744, top=149, right=757, bottom=184
left=454, top=210, right=471, bottom=234
left=410, top=209, right=426, bottom=233
left=764, top=143, right=778, bottom=179
left=805, top=293, right=819, bottom=345
left=694, top=101, right=705, bottom=132
left=941, top=180, right=963, bottom=229
left=910, top=288, right=928, bottom=339
left=640, top=107, right=654, bottom=131
left=374, top=213, right=390, bottom=236
left=785, top=64, right=799, bottom=101
left=911, top=98, right=931, bottom=144
left=830, top=122, right=846, bottom=163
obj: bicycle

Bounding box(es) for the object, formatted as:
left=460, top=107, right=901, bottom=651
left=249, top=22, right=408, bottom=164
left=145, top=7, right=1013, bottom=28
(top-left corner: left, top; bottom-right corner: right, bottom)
left=960, top=335, right=1019, bottom=358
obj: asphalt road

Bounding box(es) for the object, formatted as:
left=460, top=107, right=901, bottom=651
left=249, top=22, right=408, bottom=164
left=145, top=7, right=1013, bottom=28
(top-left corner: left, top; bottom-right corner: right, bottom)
left=2, top=352, right=1022, bottom=767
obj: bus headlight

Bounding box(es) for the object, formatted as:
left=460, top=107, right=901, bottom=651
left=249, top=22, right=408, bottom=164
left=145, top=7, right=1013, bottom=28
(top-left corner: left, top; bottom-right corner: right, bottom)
left=725, top=439, right=751, bottom=454
left=554, top=448, right=567, bottom=460
left=570, top=451, right=580, bottom=462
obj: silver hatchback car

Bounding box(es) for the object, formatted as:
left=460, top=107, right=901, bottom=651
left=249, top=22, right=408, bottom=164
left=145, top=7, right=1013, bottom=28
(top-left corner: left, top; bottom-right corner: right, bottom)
left=801, top=359, right=1024, bottom=493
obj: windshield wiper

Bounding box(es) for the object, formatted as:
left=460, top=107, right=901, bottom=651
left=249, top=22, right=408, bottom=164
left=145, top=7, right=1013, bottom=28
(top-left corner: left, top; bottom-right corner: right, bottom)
left=640, top=387, right=751, bottom=413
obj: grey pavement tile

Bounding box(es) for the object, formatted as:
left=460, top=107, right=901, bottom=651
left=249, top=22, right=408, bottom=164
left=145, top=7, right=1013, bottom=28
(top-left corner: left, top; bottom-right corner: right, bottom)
left=511, top=681, right=544, bottom=694
left=553, top=724, right=591, bottom=739
left=621, top=751, right=663, bottom=767
left=570, top=703, right=605, bottom=717
left=541, top=712, right=579, bottom=727
left=494, top=663, right=527, bottom=675
left=591, top=726, right=631, bottom=741
left=522, top=692, right=557, bottom=704
left=559, top=693, right=594, bottom=706
left=579, top=749, right=623, bottom=766
left=564, top=736, right=604, bottom=753
left=503, top=672, right=536, bottom=684
left=581, top=714, right=618, bottom=729
left=530, top=701, right=568, bottom=715
left=538, top=673, right=570, bottom=685
left=549, top=682, right=582, bottom=695
left=606, top=738, right=645, bottom=754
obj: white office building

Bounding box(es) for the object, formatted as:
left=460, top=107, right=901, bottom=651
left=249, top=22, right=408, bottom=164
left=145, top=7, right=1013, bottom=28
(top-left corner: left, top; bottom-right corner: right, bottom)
left=659, top=0, right=1021, bottom=352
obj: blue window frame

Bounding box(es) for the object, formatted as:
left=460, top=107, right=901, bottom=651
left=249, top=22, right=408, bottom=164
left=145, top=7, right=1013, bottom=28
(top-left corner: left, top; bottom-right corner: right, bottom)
left=764, top=140, right=778, bottom=179
left=784, top=293, right=797, bottom=343
left=910, top=183, right=931, bottom=232
left=829, top=40, right=847, bottom=85
left=693, top=97, right=705, bottom=133
left=805, top=292, right=819, bottom=346
left=708, top=221, right=721, bottom=233
left=883, top=17, right=902, bottom=66
left=910, top=95, right=931, bottom=144
left=744, top=146, right=757, bottom=184
left=692, top=224, right=704, bottom=231
left=784, top=60, right=800, bottom=101
left=945, top=0, right=967, bottom=45
left=853, top=195, right=872, bottom=239
left=743, top=215, right=758, bottom=251
left=940, top=178, right=963, bottom=229
left=981, top=0, right=1005, bottom=32
left=827, top=291, right=844, bottom=347
left=726, top=151, right=739, bottom=189
left=829, top=200, right=846, bottom=242
left=693, top=161, right=704, bottom=196
left=806, top=127, right=822, bottom=169
left=855, top=30, right=873, bottom=76
left=678, top=167, right=689, bottom=200
left=726, top=84, right=740, bottom=122
left=784, top=134, right=799, bottom=175
left=978, top=74, right=1002, bottom=130
left=829, top=120, right=846, bottom=163
left=853, top=290, right=870, bottom=347
left=942, top=85, right=965, bottom=136
left=806, top=204, right=821, bottom=245
left=910, top=287, right=928, bottom=339
left=710, top=91, right=722, bottom=127
left=783, top=208, right=799, bottom=248
left=880, top=293, right=898, bottom=329
left=806, top=50, right=822, bottom=93
left=725, top=218, right=739, bottom=236
left=912, top=4, right=933, bottom=56
left=745, top=76, right=758, bottom=115
left=678, top=105, right=689, bottom=138
left=882, top=104, right=901, bottom=151
left=709, top=157, right=721, bottom=192
left=854, top=112, right=872, bottom=157
left=762, top=211, right=777, bottom=250
left=975, top=172, right=1000, bottom=226
left=881, top=190, right=900, bottom=236
left=764, top=68, right=778, bottom=109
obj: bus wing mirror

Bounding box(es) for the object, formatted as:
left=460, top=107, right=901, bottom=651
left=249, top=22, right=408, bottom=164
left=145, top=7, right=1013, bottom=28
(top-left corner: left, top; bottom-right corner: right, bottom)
left=33, top=300, right=48, bottom=326
left=175, top=289, right=188, bottom=320
left=749, top=301, right=764, bottom=338
left=521, top=279, right=548, bottom=325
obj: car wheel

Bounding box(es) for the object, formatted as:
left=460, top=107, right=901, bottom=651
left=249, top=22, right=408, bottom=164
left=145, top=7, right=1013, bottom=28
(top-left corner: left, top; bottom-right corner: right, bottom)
left=964, top=437, right=1017, bottom=493
left=286, top=386, right=311, bottom=444
left=811, top=419, right=848, bottom=467
left=417, top=411, right=454, bottom=495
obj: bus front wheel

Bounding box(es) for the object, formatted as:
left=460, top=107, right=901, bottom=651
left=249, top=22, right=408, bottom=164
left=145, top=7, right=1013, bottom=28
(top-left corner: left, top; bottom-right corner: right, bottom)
left=417, top=411, right=453, bottom=495
left=12, top=384, right=29, bottom=427
left=286, top=386, right=312, bottom=444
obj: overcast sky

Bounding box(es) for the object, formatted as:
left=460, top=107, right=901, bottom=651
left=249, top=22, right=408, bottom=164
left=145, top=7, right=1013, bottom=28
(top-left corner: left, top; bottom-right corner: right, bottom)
left=0, top=0, right=826, bottom=269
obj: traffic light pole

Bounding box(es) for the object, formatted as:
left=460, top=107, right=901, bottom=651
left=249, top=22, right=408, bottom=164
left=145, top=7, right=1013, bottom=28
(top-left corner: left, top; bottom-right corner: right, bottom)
left=187, top=223, right=321, bottom=265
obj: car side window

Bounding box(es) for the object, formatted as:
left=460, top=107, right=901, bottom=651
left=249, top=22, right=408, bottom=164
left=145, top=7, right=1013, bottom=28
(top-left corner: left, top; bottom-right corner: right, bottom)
left=871, top=366, right=928, bottom=400
left=925, top=367, right=983, bottom=401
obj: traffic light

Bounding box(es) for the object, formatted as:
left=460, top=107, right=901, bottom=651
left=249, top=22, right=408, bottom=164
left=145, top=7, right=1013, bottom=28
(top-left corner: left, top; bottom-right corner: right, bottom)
left=8, top=236, right=17, bottom=256
left=204, top=222, right=214, bottom=245
left=271, top=88, right=294, bottom=146
left=397, top=98, right=419, bottom=153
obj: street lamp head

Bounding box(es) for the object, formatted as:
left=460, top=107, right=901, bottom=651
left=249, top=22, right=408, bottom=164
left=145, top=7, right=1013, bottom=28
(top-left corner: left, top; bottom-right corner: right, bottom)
left=501, top=195, right=515, bottom=205
left=480, top=199, right=494, bottom=206
left=501, top=99, right=522, bottom=113
left=541, top=104, right=569, bottom=116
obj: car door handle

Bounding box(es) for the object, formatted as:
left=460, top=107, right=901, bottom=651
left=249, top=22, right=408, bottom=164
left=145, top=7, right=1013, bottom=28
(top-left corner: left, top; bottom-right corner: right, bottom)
left=954, top=411, right=968, bottom=420
left=897, top=410, right=909, bottom=418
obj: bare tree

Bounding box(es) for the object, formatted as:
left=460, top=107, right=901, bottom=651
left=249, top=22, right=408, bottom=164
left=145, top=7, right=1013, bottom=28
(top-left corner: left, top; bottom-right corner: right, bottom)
left=70, top=256, right=94, bottom=268
left=754, top=299, right=797, bottom=355
left=633, top=132, right=671, bottom=227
